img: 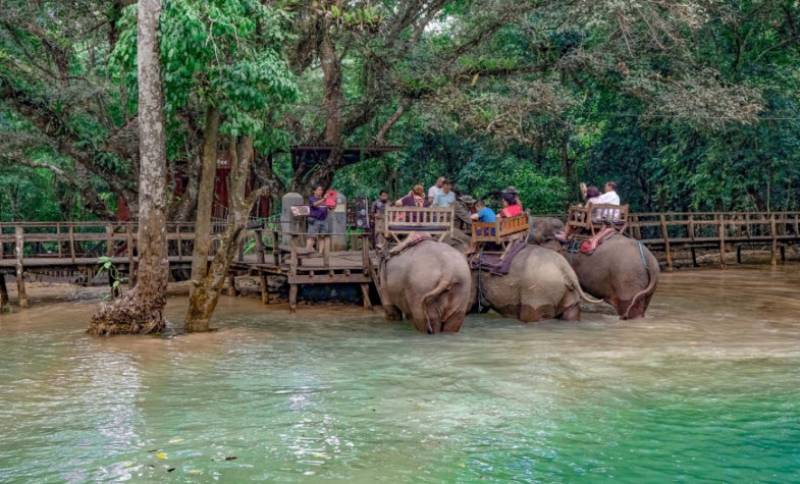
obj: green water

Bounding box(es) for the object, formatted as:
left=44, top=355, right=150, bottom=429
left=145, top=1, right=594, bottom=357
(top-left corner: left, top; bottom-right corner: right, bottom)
left=1, top=268, right=800, bottom=482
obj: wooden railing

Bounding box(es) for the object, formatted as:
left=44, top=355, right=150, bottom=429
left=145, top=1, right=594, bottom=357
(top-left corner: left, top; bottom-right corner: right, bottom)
left=472, top=214, right=529, bottom=245
left=626, top=211, right=800, bottom=269
left=383, top=207, right=455, bottom=242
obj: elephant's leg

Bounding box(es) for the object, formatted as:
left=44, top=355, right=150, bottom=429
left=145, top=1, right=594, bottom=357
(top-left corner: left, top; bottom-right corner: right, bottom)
left=519, top=302, right=555, bottom=322
left=559, top=302, right=581, bottom=321
left=441, top=312, right=465, bottom=333
left=383, top=304, right=403, bottom=321
left=409, top=307, right=435, bottom=334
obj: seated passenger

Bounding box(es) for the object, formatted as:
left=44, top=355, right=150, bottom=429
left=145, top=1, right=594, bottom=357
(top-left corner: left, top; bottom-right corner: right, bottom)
left=433, top=180, right=456, bottom=208
left=584, top=185, right=603, bottom=222
left=396, top=184, right=429, bottom=208
left=593, top=181, right=621, bottom=221
left=503, top=186, right=523, bottom=210
left=470, top=199, right=497, bottom=223
left=498, top=193, right=522, bottom=218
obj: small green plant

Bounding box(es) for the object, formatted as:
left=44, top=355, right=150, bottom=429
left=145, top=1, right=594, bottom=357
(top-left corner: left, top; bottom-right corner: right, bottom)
left=96, top=256, right=127, bottom=299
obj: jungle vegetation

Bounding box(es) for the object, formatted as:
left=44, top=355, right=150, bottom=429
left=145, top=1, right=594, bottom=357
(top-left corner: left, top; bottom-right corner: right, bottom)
left=2, top=1, right=799, bottom=219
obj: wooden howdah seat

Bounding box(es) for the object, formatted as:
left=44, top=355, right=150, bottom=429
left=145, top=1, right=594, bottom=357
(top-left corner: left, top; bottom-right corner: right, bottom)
left=471, top=214, right=530, bottom=250
left=566, top=203, right=629, bottom=239
left=383, top=206, right=455, bottom=243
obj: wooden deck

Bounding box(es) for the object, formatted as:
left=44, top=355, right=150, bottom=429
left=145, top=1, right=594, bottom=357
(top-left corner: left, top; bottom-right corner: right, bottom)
left=1, top=211, right=798, bottom=310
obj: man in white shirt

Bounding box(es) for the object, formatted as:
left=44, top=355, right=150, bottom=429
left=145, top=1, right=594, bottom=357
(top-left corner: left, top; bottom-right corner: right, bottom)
left=433, top=180, right=456, bottom=207
left=593, top=181, right=620, bottom=221
left=427, top=177, right=445, bottom=204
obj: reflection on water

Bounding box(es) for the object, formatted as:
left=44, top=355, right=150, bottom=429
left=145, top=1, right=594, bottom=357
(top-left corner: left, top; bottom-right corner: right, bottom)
left=1, top=267, right=799, bottom=482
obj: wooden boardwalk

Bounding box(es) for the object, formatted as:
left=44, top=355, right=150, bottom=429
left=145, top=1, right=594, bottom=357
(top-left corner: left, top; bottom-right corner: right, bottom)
left=1, top=211, right=798, bottom=309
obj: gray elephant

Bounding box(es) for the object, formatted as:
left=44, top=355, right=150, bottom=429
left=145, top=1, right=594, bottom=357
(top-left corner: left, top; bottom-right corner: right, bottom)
left=473, top=245, right=602, bottom=322
left=380, top=239, right=472, bottom=334
left=529, top=217, right=659, bottom=319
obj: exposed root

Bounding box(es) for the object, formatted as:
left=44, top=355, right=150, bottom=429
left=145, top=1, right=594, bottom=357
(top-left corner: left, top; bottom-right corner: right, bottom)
left=87, top=292, right=165, bottom=336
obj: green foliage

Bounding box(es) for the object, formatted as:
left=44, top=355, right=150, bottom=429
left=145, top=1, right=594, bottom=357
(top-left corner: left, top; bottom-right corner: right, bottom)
left=96, top=256, right=126, bottom=299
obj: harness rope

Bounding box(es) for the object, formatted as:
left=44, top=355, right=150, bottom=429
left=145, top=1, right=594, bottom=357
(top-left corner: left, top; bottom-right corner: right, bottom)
left=638, top=240, right=650, bottom=276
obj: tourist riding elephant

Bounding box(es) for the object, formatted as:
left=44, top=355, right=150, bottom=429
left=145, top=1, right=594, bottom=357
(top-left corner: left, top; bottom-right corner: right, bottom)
left=380, top=239, right=472, bottom=334
left=473, top=245, right=603, bottom=322
left=529, top=217, right=660, bottom=319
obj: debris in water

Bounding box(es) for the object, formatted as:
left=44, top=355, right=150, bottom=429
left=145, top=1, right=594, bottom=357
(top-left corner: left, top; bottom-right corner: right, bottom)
left=155, top=452, right=167, bottom=461
left=167, top=468, right=176, bottom=473
left=225, top=456, right=237, bottom=461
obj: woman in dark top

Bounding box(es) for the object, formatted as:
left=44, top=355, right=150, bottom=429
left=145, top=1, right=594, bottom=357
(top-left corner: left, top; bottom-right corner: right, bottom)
left=306, top=185, right=329, bottom=252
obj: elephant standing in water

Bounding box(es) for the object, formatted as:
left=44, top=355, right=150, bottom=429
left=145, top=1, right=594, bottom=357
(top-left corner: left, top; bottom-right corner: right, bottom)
left=529, top=217, right=660, bottom=319
left=380, top=239, right=472, bottom=334
left=474, top=245, right=602, bottom=322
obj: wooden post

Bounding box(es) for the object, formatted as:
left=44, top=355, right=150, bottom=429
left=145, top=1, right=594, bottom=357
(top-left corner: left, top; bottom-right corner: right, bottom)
left=271, top=229, right=280, bottom=266
left=227, top=274, right=237, bottom=296
left=56, top=223, right=62, bottom=258
left=770, top=213, right=778, bottom=266
left=321, top=236, right=331, bottom=268
left=361, top=234, right=370, bottom=272
left=14, top=226, right=28, bottom=308
left=68, top=225, right=76, bottom=263
left=736, top=245, right=742, bottom=264
left=260, top=273, right=269, bottom=304
left=0, top=273, right=8, bottom=312
left=105, top=224, right=114, bottom=257
left=255, top=229, right=265, bottom=264
left=718, top=214, right=726, bottom=269
left=289, top=284, right=298, bottom=312
left=659, top=214, right=673, bottom=272
left=361, top=284, right=373, bottom=310
left=176, top=224, right=183, bottom=260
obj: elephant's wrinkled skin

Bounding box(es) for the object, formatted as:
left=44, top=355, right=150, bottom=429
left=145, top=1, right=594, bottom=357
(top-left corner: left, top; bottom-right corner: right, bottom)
left=473, top=245, right=600, bottom=322
left=529, top=217, right=660, bottom=319
left=381, top=240, right=472, bottom=334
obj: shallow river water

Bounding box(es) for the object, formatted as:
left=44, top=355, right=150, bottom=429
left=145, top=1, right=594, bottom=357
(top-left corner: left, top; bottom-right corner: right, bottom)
left=1, top=267, right=799, bottom=482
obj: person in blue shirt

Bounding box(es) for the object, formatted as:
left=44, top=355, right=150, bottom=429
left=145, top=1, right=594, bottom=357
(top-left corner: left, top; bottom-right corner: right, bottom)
left=471, top=199, right=497, bottom=223
left=433, top=180, right=456, bottom=208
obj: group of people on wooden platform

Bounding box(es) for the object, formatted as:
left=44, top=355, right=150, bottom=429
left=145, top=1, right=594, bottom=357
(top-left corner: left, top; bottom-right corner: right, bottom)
left=299, top=175, right=625, bottom=254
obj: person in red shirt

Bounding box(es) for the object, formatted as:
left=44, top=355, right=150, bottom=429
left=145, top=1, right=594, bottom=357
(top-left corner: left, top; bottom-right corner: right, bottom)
left=498, top=192, right=522, bottom=218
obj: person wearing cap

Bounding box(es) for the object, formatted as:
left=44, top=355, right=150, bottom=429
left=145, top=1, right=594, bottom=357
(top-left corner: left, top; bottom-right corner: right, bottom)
left=454, top=194, right=477, bottom=229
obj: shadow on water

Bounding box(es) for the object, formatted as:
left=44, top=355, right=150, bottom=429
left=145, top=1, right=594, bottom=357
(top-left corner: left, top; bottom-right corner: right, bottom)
left=1, top=266, right=799, bottom=481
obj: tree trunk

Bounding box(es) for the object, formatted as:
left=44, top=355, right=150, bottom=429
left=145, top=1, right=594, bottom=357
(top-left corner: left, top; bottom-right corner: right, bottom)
left=88, top=0, right=168, bottom=336
left=185, top=136, right=259, bottom=331
left=184, top=106, right=221, bottom=332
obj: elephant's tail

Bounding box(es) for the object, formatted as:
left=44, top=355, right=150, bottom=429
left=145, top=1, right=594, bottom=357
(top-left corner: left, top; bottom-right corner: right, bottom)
left=420, top=275, right=454, bottom=334
left=560, top=263, right=604, bottom=305
left=623, top=244, right=659, bottom=319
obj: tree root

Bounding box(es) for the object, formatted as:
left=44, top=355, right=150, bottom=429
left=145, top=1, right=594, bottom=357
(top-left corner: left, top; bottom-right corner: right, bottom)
left=87, top=292, right=165, bottom=336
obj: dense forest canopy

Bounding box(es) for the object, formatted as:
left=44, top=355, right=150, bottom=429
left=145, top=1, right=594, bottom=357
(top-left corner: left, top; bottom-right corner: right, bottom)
left=2, top=0, right=799, bottom=220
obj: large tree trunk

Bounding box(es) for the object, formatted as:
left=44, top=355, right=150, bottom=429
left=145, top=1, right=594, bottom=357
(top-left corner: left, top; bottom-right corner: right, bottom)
left=88, top=0, right=168, bottom=336
left=185, top=136, right=259, bottom=331
left=184, top=107, right=221, bottom=332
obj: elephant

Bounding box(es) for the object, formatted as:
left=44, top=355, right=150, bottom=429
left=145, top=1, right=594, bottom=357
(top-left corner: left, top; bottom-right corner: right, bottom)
left=473, top=245, right=603, bottom=322
left=529, top=217, right=660, bottom=319
left=379, top=239, right=472, bottom=334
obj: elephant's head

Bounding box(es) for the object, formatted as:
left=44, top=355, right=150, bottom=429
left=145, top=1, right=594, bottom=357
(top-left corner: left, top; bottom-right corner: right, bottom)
left=528, top=217, right=568, bottom=251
